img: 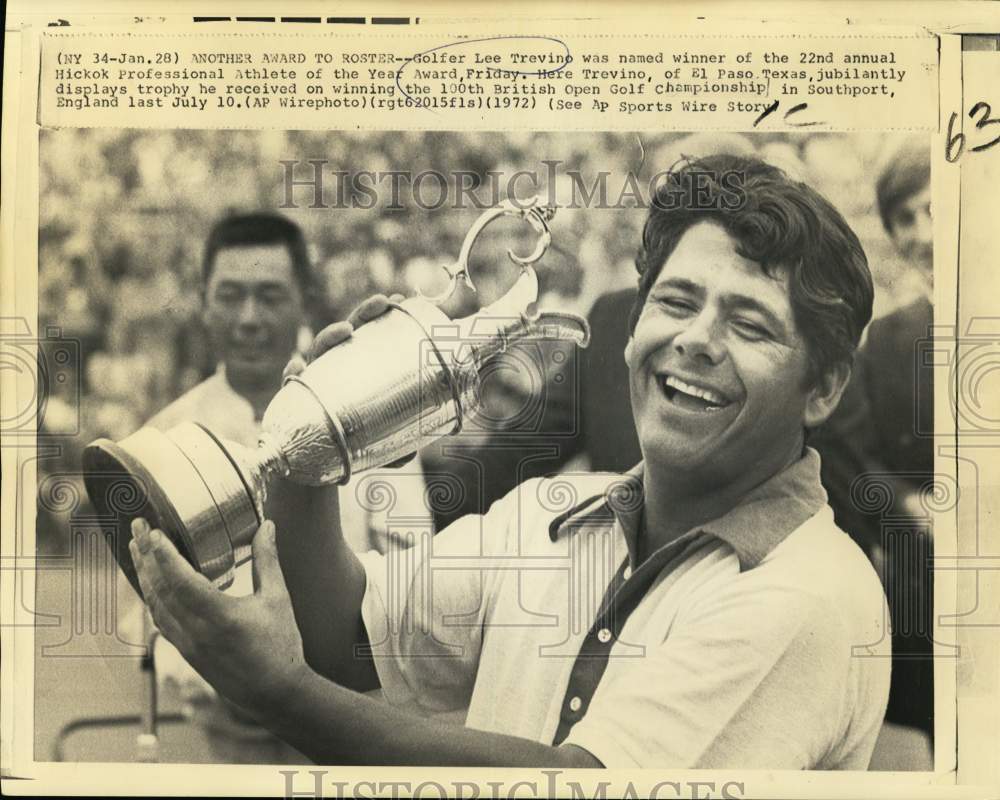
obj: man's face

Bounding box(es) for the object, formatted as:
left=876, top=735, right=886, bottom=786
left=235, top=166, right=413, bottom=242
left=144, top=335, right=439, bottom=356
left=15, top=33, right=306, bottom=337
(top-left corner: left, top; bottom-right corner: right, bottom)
left=625, top=221, right=833, bottom=485
left=203, top=244, right=304, bottom=388
left=888, top=184, right=932, bottom=276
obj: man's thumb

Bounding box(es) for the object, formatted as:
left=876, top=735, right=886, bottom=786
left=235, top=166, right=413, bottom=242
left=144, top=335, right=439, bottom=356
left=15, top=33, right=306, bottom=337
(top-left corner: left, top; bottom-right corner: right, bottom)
left=251, top=520, right=283, bottom=595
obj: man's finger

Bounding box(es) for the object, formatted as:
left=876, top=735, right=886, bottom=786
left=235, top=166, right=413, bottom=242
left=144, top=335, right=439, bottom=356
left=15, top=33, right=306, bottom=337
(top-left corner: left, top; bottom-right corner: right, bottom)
left=130, top=536, right=187, bottom=646
left=282, top=353, right=308, bottom=380
left=250, top=520, right=287, bottom=597
left=308, top=321, right=354, bottom=361
left=347, top=294, right=392, bottom=328
left=144, top=525, right=225, bottom=623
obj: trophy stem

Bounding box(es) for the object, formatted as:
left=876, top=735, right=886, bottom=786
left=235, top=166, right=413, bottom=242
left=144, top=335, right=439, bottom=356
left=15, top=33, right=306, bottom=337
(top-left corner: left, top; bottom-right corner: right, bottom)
left=256, top=433, right=291, bottom=479
left=221, top=433, right=291, bottom=527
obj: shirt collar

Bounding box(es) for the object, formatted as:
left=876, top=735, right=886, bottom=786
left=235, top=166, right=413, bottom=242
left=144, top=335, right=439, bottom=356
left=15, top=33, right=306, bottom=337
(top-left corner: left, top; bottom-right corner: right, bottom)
left=546, top=463, right=644, bottom=543
left=549, top=449, right=827, bottom=571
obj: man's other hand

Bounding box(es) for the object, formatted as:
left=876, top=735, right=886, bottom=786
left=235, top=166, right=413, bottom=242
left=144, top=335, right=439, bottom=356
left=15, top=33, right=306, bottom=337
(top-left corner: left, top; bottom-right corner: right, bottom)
left=129, top=516, right=311, bottom=725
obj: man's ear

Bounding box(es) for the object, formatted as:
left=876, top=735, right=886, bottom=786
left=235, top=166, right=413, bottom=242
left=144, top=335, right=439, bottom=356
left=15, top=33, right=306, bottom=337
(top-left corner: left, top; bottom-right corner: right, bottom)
left=804, top=361, right=852, bottom=429
left=624, top=336, right=635, bottom=369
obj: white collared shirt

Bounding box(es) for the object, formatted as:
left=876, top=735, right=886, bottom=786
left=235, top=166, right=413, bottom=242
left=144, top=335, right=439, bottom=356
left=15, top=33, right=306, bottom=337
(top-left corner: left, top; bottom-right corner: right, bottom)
left=359, top=453, right=891, bottom=769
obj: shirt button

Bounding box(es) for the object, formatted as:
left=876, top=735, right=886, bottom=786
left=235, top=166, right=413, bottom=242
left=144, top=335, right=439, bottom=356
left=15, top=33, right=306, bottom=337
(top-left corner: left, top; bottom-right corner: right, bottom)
left=623, top=566, right=632, bottom=580
left=569, top=696, right=583, bottom=712
left=597, top=628, right=612, bottom=644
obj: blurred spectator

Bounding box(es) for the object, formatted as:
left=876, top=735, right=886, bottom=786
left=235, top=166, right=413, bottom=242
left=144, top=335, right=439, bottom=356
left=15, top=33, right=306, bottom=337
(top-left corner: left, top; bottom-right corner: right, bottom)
left=143, top=211, right=321, bottom=765
left=812, top=136, right=934, bottom=769
left=137, top=211, right=428, bottom=763
left=572, top=286, right=642, bottom=473
left=149, top=212, right=320, bottom=428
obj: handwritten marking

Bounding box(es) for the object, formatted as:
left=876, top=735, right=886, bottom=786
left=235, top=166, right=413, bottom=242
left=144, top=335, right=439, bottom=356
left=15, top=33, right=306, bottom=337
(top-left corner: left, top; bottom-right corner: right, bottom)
left=752, top=99, right=780, bottom=126
left=946, top=101, right=1000, bottom=163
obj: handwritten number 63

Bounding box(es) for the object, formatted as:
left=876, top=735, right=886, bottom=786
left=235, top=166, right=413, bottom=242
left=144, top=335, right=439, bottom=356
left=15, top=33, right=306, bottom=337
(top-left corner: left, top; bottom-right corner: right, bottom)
left=946, top=101, right=1000, bottom=163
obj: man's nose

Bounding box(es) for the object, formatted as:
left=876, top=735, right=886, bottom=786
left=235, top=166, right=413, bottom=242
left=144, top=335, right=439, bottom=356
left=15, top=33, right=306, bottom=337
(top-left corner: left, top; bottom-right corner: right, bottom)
left=236, top=296, right=263, bottom=328
left=672, top=310, right=725, bottom=364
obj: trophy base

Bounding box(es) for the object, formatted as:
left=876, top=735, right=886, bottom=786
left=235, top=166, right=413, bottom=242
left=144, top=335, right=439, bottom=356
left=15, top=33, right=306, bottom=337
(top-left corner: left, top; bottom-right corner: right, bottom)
left=82, top=423, right=261, bottom=598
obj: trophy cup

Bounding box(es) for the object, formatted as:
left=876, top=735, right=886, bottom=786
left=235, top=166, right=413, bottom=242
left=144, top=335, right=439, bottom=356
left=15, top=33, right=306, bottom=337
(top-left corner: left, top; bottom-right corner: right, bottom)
left=83, top=199, right=590, bottom=597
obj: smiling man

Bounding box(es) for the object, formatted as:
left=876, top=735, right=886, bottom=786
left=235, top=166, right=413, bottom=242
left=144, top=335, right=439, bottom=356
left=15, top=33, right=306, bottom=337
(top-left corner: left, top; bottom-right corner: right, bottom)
left=129, top=155, right=891, bottom=769
left=152, top=212, right=316, bottom=434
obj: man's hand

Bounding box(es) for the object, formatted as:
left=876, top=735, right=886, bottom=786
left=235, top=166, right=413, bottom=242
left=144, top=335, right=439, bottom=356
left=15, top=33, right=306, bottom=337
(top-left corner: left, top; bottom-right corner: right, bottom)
left=153, top=635, right=217, bottom=705
left=129, top=517, right=311, bottom=724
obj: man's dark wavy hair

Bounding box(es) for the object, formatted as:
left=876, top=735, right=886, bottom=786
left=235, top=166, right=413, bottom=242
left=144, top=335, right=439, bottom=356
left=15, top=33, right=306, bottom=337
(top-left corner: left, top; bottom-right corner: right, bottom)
left=630, top=154, right=874, bottom=388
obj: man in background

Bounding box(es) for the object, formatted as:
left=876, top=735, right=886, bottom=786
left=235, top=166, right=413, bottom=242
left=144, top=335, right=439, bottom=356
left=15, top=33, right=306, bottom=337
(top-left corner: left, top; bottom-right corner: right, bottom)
left=142, top=212, right=319, bottom=763
left=573, top=285, right=641, bottom=472
left=151, top=213, right=314, bottom=438
left=143, top=211, right=428, bottom=763
left=813, top=137, right=935, bottom=768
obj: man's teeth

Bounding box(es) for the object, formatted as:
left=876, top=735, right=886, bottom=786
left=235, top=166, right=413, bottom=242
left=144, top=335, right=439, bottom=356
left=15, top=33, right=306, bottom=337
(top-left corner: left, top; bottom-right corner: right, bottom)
left=663, top=375, right=727, bottom=406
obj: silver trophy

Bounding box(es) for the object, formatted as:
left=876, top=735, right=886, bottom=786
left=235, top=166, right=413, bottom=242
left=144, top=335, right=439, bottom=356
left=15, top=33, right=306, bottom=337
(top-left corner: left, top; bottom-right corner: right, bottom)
left=83, top=199, right=590, bottom=595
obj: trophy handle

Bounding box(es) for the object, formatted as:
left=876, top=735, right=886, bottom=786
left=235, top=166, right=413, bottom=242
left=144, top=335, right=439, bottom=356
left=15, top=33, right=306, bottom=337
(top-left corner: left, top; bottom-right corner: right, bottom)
left=416, top=197, right=555, bottom=305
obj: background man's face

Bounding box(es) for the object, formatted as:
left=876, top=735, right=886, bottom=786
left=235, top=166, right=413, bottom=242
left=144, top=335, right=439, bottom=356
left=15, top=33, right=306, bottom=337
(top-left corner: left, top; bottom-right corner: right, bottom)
left=625, top=221, right=823, bottom=484
left=203, top=243, right=305, bottom=388
left=888, top=184, right=933, bottom=277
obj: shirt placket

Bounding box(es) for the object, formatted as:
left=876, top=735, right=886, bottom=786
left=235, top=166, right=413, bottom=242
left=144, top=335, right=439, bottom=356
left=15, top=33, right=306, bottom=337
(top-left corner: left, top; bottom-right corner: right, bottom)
left=551, top=531, right=699, bottom=746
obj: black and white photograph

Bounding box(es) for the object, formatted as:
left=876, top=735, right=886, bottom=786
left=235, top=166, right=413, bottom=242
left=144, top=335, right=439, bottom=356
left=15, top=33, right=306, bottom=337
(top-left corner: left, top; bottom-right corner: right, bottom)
left=31, top=127, right=939, bottom=773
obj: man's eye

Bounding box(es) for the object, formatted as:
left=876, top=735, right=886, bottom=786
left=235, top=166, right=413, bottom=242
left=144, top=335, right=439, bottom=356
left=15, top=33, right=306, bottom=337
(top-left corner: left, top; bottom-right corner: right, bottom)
left=659, top=297, right=696, bottom=314
left=215, top=289, right=242, bottom=303
left=259, top=289, right=289, bottom=306
left=732, top=319, right=769, bottom=340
